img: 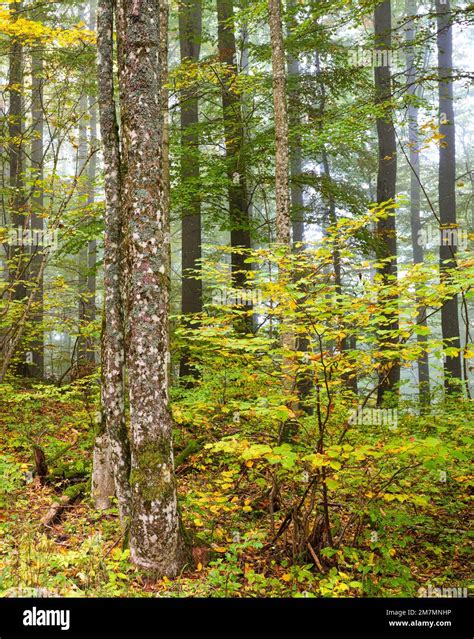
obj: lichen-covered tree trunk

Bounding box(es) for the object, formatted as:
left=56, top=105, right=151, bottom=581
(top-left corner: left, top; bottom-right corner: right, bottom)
left=117, top=0, right=187, bottom=576
left=436, top=0, right=462, bottom=391
left=268, top=0, right=291, bottom=245
left=93, top=0, right=131, bottom=520
left=374, top=0, right=400, bottom=405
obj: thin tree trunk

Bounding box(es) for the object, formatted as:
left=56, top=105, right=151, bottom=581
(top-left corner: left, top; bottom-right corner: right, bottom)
left=374, top=0, right=400, bottom=405
left=268, top=0, right=291, bottom=245
left=216, top=0, right=252, bottom=289
left=287, top=12, right=312, bottom=411
left=179, top=0, right=202, bottom=379
left=29, top=45, right=45, bottom=378
left=8, top=1, right=27, bottom=375
left=269, top=0, right=297, bottom=442
left=85, top=1, right=98, bottom=366
left=406, top=0, right=430, bottom=405
left=436, top=0, right=462, bottom=391
left=118, top=0, right=187, bottom=576
left=93, top=0, right=131, bottom=520
left=286, top=6, right=304, bottom=246
left=77, top=90, right=90, bottom=366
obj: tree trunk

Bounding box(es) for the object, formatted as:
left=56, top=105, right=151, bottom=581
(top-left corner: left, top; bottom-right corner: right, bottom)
left=93, top=0, right=131, bottom=520
left=8, top=1, right=27, bottom=375
left=406, top=0, right=430, bottom=405
left=287, top=4, right=304, bottom=246
left=86, top=2, right=98, bottom=365
left=118, top=0, right=187, bottom=576
left=436, top=0, right=462, bottom=391
left=28, top=45, right=45, bottom=378
left=374, top=0, right=400, bottom=405
left=269, top=0, right=297, bottom=442
left=179, top=0, right=202, bottom=379
left=77, top=85, right=91, bottom=366
left=216, top=0, right=252, bottom=288
left=268, top=0, right=291, bottom=244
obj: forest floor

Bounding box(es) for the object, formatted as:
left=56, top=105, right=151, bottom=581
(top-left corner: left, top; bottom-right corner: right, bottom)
left=0, top=379, right=472, bottom=598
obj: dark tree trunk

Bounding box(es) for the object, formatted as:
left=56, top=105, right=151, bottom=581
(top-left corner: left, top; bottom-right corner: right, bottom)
left=436, top=0, right=462, bottom=391
left=28, top=45, right=45, bottom=378
left=406, top=0, right=430, bottom=404
left=179, top=0, right=202, bottom=379
left=287, top=35, right=304, bottom=246
left=8, top=1, right=27, bottom=375
left=216, top=0, right=252, bottom=288
left=374, top=0, right=400, bottom=405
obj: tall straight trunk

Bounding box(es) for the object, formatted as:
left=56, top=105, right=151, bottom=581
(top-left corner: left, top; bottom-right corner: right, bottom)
left=322, top=147, right=357, bottom=395
left=8, top=1, right=27, bottom=375
left=406, top=0, right=430, bottom=404
left=269, top=0, right=297, bottom=443
left=77, top=85, right=90, bottom=365
left=287, top=17, right=304, bottom=245
left=436, top=0, right=462, bottom=391
left=374, top=0, right=400, bottom=405
left=29, top=45, right=44, bottom=378
left=86, top=2, right=98, bottom=363
left=216, top=0, right=252, bottom=288
left=287, top=16, right=312, bottom=411
left=77, top=3, right=97, bottom=369
left=268, top=0, right=291, bottom=244
left=92, top=0, right=131, bottom=519
left=179, top=0, right=202, bottom=379
left=118, top=0, right=187, bottom=576
left=86, top=94, right=97, bottom=351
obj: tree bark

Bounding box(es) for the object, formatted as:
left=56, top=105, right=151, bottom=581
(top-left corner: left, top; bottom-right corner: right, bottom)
left=436, top=0, right=462, bottom=391
left=118, top=0, right=187, bottom=576
left=94, top=0, right=131, bottom=520
left=179, top=0, right=202, bottom=379
left=374, top=0, right=400, bottom=405
left=8, top=1, right=28, bottom=375
left=28, top=44, right=45, bottom=378
left=216, top=0, right=252, bottom=288
left=286, top=3, right=304, bottom=246
left=405, top=0, right=430, bottom=404
left=268, top=0, right=291, bottom=244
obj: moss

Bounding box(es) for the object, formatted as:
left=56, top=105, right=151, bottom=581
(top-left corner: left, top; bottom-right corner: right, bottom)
left=130, top=439, right=175, bottom=503
left=174, top=437, right=205, bottom=467
left=64, top=481, right=87, bottom=500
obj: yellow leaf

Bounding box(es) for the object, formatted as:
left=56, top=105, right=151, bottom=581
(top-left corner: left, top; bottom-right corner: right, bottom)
left=281, top=573, right=291, bottom=582
left=194, top=518, right=203, bottom=527
left=197, top=562, right=203, bottom=571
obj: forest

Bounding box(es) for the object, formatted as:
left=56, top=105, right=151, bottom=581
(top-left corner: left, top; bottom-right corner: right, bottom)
left=0, top=0, right=473, bottom=606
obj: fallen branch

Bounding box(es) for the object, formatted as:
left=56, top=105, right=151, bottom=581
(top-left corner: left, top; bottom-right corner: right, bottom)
left=40, top=482, right=86, bottom=530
